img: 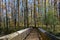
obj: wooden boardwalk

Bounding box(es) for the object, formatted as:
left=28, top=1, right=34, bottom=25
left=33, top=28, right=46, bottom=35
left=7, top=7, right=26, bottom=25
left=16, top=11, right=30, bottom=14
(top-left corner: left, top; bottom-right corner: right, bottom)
left=24, top=29, right=40, bottom=40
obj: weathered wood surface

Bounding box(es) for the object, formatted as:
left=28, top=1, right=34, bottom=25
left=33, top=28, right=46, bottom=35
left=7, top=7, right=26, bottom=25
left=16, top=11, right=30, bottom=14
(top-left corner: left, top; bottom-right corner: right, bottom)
left=25, top=29, right=40, bottom=40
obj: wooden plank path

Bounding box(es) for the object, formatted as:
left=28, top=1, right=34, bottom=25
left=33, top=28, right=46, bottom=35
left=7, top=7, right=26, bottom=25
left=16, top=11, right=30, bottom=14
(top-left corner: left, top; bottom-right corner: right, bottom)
left=24, top=29, right=40, bottom=40
left=0, top=28, right=51, bottom=40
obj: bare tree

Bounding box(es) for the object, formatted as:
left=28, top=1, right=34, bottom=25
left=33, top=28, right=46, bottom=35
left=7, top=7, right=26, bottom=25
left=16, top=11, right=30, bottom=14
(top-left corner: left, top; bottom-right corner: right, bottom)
left=59, top=0, right=60, bottom=22
left=17, top=0, right=20, bottom=27
left=53, top=0, right=57, bottom=32
left=38, top=0, right=40, bottom=27
left=0, top=0, right=2, bottom=27
left=24, top=0, right=29, bottom=27
left=5, top=0, right=9, bottom=34
left=31, top=4, right=32, bottom=27
left=44, top=0, right=48, bottom=29
left=34, top=0, right=36, bottom=27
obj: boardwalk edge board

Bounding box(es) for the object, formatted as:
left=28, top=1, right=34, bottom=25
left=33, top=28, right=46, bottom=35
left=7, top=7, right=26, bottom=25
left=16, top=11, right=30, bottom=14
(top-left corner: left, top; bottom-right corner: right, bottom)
left=38, top=28, right=60, bottom=40
left=0, top=28, right=31, bottom=40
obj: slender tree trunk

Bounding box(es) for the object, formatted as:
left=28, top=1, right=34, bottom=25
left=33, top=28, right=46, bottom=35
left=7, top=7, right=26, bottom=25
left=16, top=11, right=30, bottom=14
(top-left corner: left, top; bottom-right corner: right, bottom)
left=58, top=1, right=60, bottom=24
left=22, top=0, right=24, bottom=27
left=38, top=0, right=40, bottom=27
left=24, top=0, right=26, bottom=27
left=50, top=25, right=52, bottom=30
left=5, top=0, right=9, bottom=34
left=44, top=0, right=46, bottom=20
left=26, top=0, right=29, bottom=27
left=0, top=0, right=3, bottom=28
left=44, top=0, right=47, bottom=29
left=7, top=0, right=10, bottom=28
left=31, top=5, right=32, bottom=27
left=2, top=0, right=4, bottom=28
left=10, top=1, right=12, bottom=27
left=24, top=0, right=28, bottom=27
left=42, top=0, right=44, bottom=28
left=14, top=0, right=16, bottom=29
left=17, top=0, right=20, bottom=27
left=34, top=0, right=36, bottom=27
left=53, top=25, right=55, bottom=32
left=46, top=24, right=48, bottom=30
left=0, top=0, right=1, bottom=27
left=53, top=0, right=57, bottom=32
left=10, top=0, right=14, bottom=27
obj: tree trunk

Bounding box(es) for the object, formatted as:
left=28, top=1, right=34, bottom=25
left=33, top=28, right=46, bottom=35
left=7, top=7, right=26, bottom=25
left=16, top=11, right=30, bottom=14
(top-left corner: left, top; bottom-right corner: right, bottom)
left=24, top=0, right=29, bottom=27
left=38, top=0, right=40, bottom=27
left=46, top=24, right=48, bottom=30
left=31, top=5, right=32, bottom=27
left=44, top=0, right=47, bottom=29
left=14, top=0, right=16, bottom=29
left=17, top=0, right=20, bottom=27
left=59, top=1, right=60, bottom=24
left=5, top=0, right=9, bottom=34
left=0, top=0, right=1, bottom=27
left=53, top=0, right=57, bottom=32
left=44, top=0, right=46, bottom=19
left=53, top=25, right=55, bottom=32
left=34, top=0, right=36, bottom=27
